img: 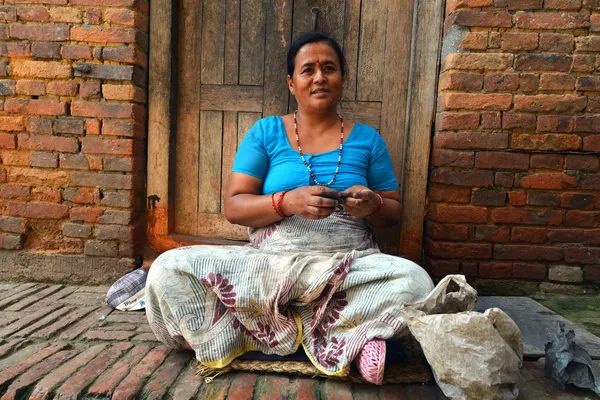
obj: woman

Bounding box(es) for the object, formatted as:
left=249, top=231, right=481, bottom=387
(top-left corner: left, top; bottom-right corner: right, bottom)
left=146, top=31, right=434, bottom=385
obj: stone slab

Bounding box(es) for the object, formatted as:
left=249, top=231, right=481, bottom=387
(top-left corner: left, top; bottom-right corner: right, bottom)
left=476, top=296, right=600, bottom=360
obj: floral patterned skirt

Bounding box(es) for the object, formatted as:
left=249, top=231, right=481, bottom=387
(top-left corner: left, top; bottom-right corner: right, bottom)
left=145, top=211, right=434, bottom=376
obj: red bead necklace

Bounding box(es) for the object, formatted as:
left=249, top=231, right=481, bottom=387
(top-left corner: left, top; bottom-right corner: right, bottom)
left=294, top=110, right=344, bottom=187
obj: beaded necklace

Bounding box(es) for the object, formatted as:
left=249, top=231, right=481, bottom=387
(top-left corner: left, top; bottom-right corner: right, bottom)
left=294, top=110, right=344, bottom=187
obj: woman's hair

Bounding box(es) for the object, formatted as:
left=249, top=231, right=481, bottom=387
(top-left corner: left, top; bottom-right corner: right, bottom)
left=287, top=31, right=346, bottom=78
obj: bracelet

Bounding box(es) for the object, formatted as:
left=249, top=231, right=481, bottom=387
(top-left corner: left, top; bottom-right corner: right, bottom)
left=271, top=193, right=285, bottom=218
left=277, top=190, right=291, bottom=218
left=366, top=193, right=384, bottom=217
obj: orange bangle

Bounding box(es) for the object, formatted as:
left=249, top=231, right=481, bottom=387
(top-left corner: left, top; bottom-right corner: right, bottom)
left=271, top=193, right=285, bottom=218
left=277, top=190, right=291, bottom=218
left=366, top=193, right=384, bottom=217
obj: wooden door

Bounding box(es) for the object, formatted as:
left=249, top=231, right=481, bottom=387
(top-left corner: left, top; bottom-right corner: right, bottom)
left=172, top=0, right=427, bottom=253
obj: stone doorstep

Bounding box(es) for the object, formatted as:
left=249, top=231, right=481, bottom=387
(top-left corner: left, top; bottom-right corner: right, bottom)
left=0, top=284, right=598, bottom=399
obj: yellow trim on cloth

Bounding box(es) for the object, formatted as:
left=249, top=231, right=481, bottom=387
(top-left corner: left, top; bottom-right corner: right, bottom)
left=201, top=311, right=305, bottom=370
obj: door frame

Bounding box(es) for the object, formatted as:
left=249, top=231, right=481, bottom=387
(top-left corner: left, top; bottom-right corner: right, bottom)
left=146, top=0, right=445, bottom=262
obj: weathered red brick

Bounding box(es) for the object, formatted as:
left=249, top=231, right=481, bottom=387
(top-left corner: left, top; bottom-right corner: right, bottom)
left=61, top=222, right=92, bottom=238
left=54, top=342, right=133, bottom=399
left=512, top=263, right=547, bottom=279
left=539, top=74, right=576, bottom=90
left=539, top=33, right=574, bottom=52
left=31, top=41, right=60, bottom=58
left=46, top=81, right=78, bottom=96
left=31, top=187, right=61, bottom=203
left=475, top=151, right=529, bottom=170
left=484, top=73, right=519, bottom=92
left=15, top=80, right=46, bottom=96
left=495, top=244, right=563, bottom=261
left=583, top=136, right=600, bottom=152
left=425, top=239, right=492, bottom=259
left=9, top=23, right=68, bottom=41
left=584, top=229, right=600, bottom=244
left=545, top=0, right=583, bottom=9
left=584, top=266, right=600, bottom=282
left=508, top=191, right=527, bottom=206
left=428, top=204, right=488, bottom=223
left=439, top=72, right=483, bottom=91
left=102, top=45, right=147, bottom=67
left=428, top=259, right=460, bottom=277
left=515, top=54, right=572, bottom=72
left=565, top=247, right=600, bottom=264
left=100, top=191, right=133, bottom=208
left=31, top=151, right=58, bottom=168
left=536, top=115, right=574, bottom=132
left=440, top=93, right=513, bottom=111
left=473, top=225, right=510, bottom=242
left=493, top=208, right=563, bottom=225
left=560, top=192, right=596, bottom=209
left=528, top=191, right=560, bottom=207
left=431, top=149, right=474, bottom=168
left=501, top=32, right=538, bottom=51
left=565, top=155, right=599, bottom=171
left=0, top=184, right=29, bottom=200
left=511, top=134, right=581, bottom=151
left=0, top=216, right=27, bottom=233
left=508, top=0, right=543, bottom=9
left=48, top=6, right=81, bottom=23
left=5, top=99, right=67, bottom=116
left=75, top=63, right=135, bottom=81
left=548, top=229, right=584, bottom=242
left=514, top=95, right=587, bottom=114
left=111, top=346, right=172, bottom=399
left=519, top=73, right=539, bottom=92
left=511, top=227, right=547, bottom=243
left=18, top=133, right=77, bottom=152
left=61, top=44, right=92, bottom=59
left=71, top=101, right=140, bottom=118
left=428, top=186, right=471, bottom=203
left=572, top=55, right=596, bottom=73
left=71, top=26, right=136, bottom=43
left=451, top=10, right=513, bottom=28
left=577, top=75, right=600, bottom=91
left=85, top=8, right=101, bottom=24
left=0, top=341, right=69, bottom=387
left=85, top=119, right=101, bottom=135
left=81, top=137, right=133, bottom=155
left=530, top=154, right=563, bottom=170
left=515, top=12, right=589, bottom=29
left=502, top=113, right=537, bottom=130
left=434, top=132, right=508, bottom=149
left=436, top=112, right=480, bottom=131
left=69, top=206, right=102, bottom=223
left=9, top=202, right=68, bottom=219
left=479, top=262, right=513, bottom=278
left=427, top=222, right=470, bottom=241
left=5, top=42, right=30, bottom=57
left=71, top=171, right=133, bottom=189
left=16, top=6, right=49, bottom=21
left=0, top=116, right=25, bottom=132
left=431, top=168, right=494, bottom=187
left=443, top=53, right=513, bottom=72
left=472, top=189, right=507, bottom=206
left=459, top=32, right=488, bottom=50
left=481, top=112, right=502, bottom=129
left=103, top=156, right=134, bottom=172
left=54, top=118, right=84, bottom=135
left=566, top=210, right=600, bottom=227
left=0, top=133, right=17, bottom=149
left=101, top=119, right=143, bottom=137
left=518, top=173, right=577, bottom=189
left=29, top=344, right=109, bottom=400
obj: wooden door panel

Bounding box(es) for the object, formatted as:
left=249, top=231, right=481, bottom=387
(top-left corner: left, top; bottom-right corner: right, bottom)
left=174, top=0, right=415, bottom=253
left=356, top=0, right=388, bottom=102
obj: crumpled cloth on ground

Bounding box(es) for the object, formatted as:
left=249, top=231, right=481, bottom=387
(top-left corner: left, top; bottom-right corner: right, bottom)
left=401, top=275, right=523, bottom=400
left=545, top=322, right=600, bottom=396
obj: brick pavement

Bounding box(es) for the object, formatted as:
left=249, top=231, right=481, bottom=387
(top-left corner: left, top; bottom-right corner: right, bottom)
left=0, top=282, right=595, bottom=399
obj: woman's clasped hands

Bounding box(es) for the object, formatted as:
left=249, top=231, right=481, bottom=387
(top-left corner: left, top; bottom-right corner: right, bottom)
left=280, top=185, right=381, bottom=220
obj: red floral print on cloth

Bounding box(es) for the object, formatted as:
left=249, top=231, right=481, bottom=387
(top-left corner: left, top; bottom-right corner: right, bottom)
left=201, top=273, right=237, bottom=306
left=317, top=336, right=347, bottom=367
left=310, top=258, right=352, bottom=333
left=233, top=317, right=253, bottom=336
left=251, top=321, right=280, bottom=348
left=249, top=222, right=279, bottom=248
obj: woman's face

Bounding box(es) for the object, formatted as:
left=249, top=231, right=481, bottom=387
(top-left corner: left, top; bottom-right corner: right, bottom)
left=287, top=41, right=343, bottom=112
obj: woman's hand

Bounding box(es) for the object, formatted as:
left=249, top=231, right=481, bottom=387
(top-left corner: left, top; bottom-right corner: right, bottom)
left=281, top=186, right=340, bottom=220
left=341, top=185, right=381, bottom=217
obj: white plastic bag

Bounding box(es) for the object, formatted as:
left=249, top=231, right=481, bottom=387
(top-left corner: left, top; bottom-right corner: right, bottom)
left=402, top=275, right=523, bottom=400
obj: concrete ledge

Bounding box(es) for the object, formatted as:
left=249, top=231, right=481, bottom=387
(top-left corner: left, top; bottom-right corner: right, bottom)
left=0, top=251, right=135, bottom=284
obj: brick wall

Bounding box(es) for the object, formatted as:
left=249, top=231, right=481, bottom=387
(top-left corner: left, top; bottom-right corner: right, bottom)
left=0, top=0, right=147, bottom=283
left=426, top=0, right=600, bottom=294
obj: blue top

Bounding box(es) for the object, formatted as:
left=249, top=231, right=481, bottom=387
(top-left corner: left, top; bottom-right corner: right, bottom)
left=232, top=116, right=398, bottom=194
